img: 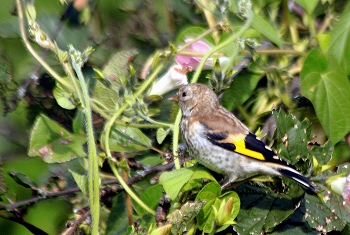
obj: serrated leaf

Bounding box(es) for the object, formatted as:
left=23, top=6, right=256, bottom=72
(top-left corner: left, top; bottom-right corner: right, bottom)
left=306, top=163, right=350, bottom=232
left=92, top=81, right=119, bottom=111
left=305, top=193, right=346, bottom=233
left=252, top=14, right=282, bottom=48
left=301, top=50, right=350, bottom=144
left=101, top=125, right=151, bottom=153
left=310, top=141, right=333, bottom=166
left=102, top=50, right=137, bottom=81
left=273, top=109, right=313, bottom=172
left=159, top=165, right=217, bottom=199
left=233, top=184, right=297, bottom=234
left=28, top=115, right=86, bottom=163
left=156, top=128, right=167, bottom=144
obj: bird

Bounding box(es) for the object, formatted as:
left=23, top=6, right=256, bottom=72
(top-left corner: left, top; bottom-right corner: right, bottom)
left=169, top=83, right=318, bottom=194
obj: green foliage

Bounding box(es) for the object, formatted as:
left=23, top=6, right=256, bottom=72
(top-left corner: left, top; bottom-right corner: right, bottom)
left=101, top=125, right=151, bottom=153
left=1, top=0, right=350, bottom=234
left=221, top=71, right=261, bottom=110
left=28, top=115, right=86, bottom=163
left=301, top=50, right=350, bottom=145
left=252, top=14, right=282, bottom=48
left=196, top=184, right=240, bottom=233
left=159, top=165, right=217, bottom=200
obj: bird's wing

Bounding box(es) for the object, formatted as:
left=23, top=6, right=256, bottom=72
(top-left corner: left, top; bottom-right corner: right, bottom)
left=201, top=122, right=295, bottom=168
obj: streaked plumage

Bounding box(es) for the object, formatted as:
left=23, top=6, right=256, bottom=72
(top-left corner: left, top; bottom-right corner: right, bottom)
left=171, top=83, right=317, bottom=194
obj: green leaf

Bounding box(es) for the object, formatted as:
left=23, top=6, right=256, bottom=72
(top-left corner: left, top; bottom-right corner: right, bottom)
left=105, top=193, right=130, bottom=235
left=134, top=184, right=163, bottom=215
left=28, top=115, right=86, bottom=163
left=252, top=14, right=282, bottom=48
left=72, top=109, right=85, bottom=135
left=195, top=183, right=222, bottom=232
left=221, top=72, right=261, bottom=110
left=9, top=171, right=37, bottom=189
left=197, top=198, right=216, bottom=233
left=316, top=33, right=330, bottom=53
left=101, top=125, right=151, bottom=152
left=175, top=26, right=207, bottom=44
left=69, top=169, right=87, bottom=195
left=196, top=190, right=240, bottom=233
left=304, top=193, right=347, bottom=233
left=328, top=2, right=350, bottom=75
left=156, top=128, right=167, bottom=144
left=310, top=141, right=333, bottom=166
left=53, top=80, right=76, bottom=110
left=67, top=159, right=88, bottom=195
left=233, top=184, right=297, bottom=234
left=301, top=50, right=350, bottom=144
left=273, top=110, right=312, bottom=166
left=92, top=81, right=119, bottom=111
left=159, top=165, right=217, bottom=199
left=294, top=0, right=318, bottom=14
left=195, top=182, right=221, bottom=201
left=215, top=192, right=240, bottom=232
left=102, top=50, right=137, bottom=81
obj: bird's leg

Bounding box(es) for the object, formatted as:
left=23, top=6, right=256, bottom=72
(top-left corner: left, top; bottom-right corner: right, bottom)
left=220, top=174, right=264, bottom=190
left=220, top=177, right=232, bottom=189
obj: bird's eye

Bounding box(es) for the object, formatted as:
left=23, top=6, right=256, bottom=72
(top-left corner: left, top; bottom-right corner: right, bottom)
left=182, top=92, right=187, bottom=97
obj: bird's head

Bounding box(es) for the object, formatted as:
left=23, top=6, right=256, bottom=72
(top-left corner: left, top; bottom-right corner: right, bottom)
left=169, top=83, right=219, bottom=116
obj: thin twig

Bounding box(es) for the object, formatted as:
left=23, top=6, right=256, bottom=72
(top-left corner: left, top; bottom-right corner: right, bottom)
left=61, top=208, right=90, bottom=235
left=0, top=162, right=174, bottom=211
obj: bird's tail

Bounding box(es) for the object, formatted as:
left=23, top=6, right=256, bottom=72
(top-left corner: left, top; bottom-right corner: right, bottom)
left=278, top=168, right=318, bottom=194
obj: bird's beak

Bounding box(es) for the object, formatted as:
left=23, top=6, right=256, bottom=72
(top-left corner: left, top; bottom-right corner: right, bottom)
left=168, top=93, right=179, bottom=102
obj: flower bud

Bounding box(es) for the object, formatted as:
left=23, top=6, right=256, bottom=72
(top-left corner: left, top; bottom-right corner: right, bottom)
left=148, top=65, right=188, bottom=97
left=175, top=38, right=229, bottom=70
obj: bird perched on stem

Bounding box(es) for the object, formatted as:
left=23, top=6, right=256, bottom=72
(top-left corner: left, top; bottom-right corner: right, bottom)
left=169, top=83, right=317, bottom=194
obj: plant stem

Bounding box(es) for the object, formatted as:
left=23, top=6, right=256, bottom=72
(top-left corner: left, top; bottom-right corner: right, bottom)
left=136, top=110, right=174, bottom=128
left=191, top=10, right=254, bottom=83
left=109, top=160, right=155, bottom=215
left=103, top=63, right=164, bottom=216
left=70, top=54, right=100, bottom=235
left=15, top=0, right=73, bottom=91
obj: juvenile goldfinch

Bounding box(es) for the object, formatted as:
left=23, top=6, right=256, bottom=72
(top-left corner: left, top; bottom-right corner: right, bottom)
left=170, top=83, right=317, bottom=194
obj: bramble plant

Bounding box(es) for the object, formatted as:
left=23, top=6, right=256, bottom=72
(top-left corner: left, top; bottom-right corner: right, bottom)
left=0, top=0, right=350, bottom=234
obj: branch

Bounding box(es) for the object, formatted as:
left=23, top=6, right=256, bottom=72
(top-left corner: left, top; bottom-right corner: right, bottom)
left=0, top=211, right=49, bottom=235
left=0, top=162, right=174, bottom=211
